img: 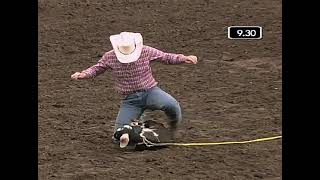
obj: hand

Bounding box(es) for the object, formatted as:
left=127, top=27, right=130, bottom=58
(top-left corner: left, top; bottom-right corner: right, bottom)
left=184, top=55, right=198, bottom=64
left=71, top=72, right=88, bottom=80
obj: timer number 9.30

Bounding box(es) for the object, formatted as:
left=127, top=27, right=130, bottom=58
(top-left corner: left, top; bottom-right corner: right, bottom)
left=228, top=26, right=262, bottom=39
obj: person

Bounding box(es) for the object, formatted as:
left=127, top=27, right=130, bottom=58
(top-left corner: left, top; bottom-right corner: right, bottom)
left=71, top=32, right=197, bottom=147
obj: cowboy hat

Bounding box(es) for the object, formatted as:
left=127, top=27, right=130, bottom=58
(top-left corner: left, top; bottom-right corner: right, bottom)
left=110, top=32, right=143, bottom=63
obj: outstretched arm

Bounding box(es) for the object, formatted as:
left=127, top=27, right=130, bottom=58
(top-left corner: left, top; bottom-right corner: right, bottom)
left=71, top=51, right=112, bottom=80
left=146, top=46, right=198, bottom=64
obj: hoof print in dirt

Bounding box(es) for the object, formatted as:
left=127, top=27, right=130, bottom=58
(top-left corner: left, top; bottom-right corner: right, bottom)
left=222, top=52, right=234, bottom=61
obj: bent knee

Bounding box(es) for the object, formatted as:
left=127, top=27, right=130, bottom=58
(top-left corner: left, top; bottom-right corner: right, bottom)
left=165, top=99, right=181, bottom=110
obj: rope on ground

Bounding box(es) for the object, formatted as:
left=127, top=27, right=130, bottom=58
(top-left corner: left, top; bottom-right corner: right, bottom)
left=140, top=134, right=282, bottom=147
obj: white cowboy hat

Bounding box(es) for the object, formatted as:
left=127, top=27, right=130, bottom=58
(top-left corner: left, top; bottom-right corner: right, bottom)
left=110, top=32, right=143, bottom=63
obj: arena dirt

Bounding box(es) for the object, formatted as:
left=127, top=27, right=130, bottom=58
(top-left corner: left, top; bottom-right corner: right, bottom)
left=38, top=0, right=282, bottom=179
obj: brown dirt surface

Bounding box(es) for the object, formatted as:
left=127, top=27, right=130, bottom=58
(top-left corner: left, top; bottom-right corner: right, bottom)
left=39, top=0, right=282, bottom=179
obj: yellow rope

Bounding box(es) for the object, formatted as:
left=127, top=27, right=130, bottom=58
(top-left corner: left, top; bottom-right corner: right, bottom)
left=143, top=135, right=282, bottom=147
left=170, top=135, right=282, bottom=146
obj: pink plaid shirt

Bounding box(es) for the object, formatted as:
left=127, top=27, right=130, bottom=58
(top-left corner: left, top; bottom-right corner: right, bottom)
left=82, top=45, right=186, bottom=95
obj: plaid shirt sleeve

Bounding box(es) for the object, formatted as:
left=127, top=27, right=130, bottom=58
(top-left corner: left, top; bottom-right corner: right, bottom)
left=81, top=51, right=112, bottom=78
left=146, top=46, right=186, bottom=64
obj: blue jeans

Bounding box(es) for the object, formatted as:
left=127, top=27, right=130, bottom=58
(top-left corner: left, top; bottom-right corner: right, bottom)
left=114, top=86, right=182, bottom=132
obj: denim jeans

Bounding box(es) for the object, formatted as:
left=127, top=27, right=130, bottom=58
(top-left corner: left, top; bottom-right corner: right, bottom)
left=114, top=86, right=182, bottom=132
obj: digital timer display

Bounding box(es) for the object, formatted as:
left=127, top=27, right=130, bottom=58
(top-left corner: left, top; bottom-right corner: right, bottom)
left=228, top=26, right=262, bottom=39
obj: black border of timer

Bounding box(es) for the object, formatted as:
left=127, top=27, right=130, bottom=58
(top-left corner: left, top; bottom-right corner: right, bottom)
left=228, top=26, right=262, bottom=39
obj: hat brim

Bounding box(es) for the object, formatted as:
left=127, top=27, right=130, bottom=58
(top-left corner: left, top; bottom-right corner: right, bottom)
left=110, top=33, right=143, bottom=63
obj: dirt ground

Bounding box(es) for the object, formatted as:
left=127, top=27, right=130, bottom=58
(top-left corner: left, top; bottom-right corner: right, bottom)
left=38, top=0, right=282, bottom=179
